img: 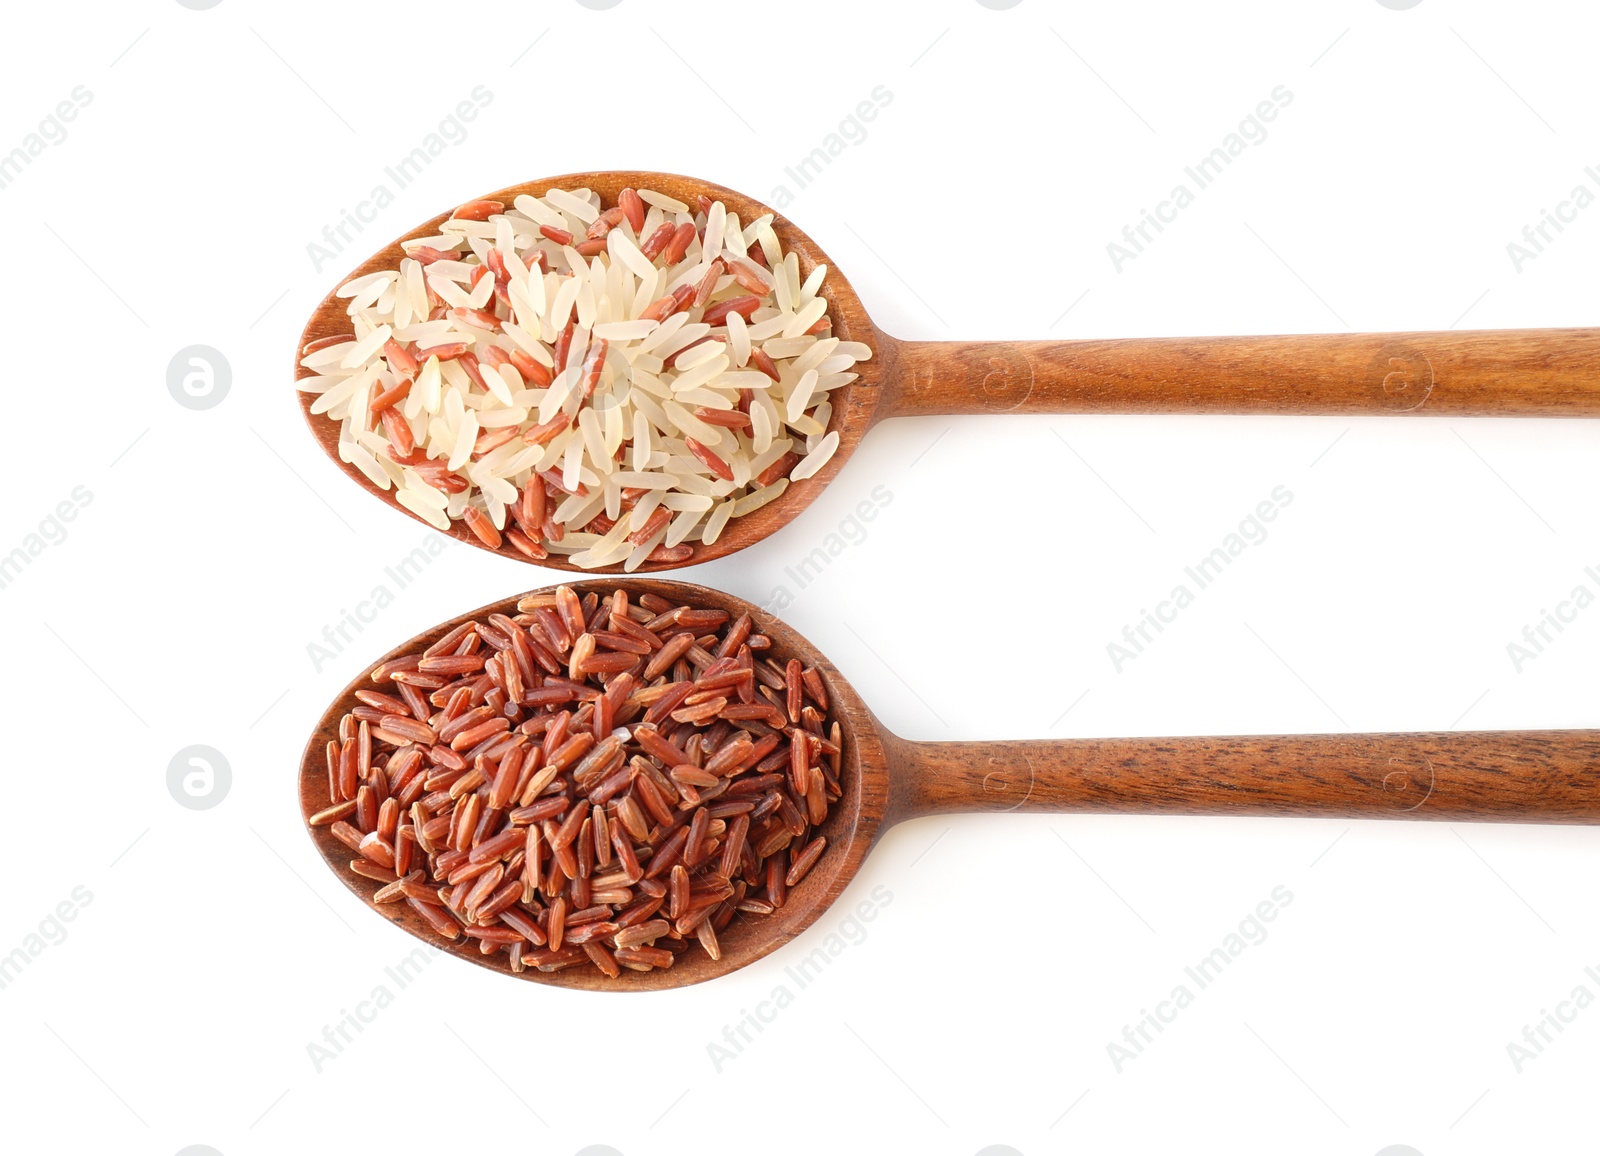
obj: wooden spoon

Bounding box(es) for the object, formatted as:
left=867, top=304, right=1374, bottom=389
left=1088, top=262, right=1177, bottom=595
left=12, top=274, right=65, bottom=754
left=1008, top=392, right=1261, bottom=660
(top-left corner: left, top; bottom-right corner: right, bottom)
left=296, top=170, right=1600, bottom=574
left=300, top=579, right=1600, bottom=992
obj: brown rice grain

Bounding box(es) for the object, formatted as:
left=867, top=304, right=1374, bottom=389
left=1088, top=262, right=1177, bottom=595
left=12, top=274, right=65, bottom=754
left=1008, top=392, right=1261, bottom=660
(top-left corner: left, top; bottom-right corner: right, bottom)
left=310, top=583, right=842, bottom=980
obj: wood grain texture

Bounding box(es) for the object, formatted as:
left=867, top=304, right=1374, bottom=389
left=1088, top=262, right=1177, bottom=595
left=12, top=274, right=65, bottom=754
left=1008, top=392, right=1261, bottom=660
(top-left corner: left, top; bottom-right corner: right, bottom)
left=884, top=730, right=1600, bottom=823
left=298, top=579, right=890, bottom=992
left=879, top=328, right=1600, bottom=417
left=294, top=171, right=887, bottom=575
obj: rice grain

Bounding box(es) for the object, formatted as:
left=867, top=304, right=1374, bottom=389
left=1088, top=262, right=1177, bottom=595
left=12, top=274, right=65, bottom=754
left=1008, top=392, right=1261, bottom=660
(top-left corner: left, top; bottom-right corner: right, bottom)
left=309, top=585, right=843, bottom=980
left=303, top=188, right=869, bottom=564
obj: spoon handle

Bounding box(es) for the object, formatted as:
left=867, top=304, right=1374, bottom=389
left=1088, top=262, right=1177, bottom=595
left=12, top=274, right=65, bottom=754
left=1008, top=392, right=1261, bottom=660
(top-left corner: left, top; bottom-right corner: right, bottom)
left=885, top=730, right=1600, bottom=823
left=882, top=328, right=1600, bottom=418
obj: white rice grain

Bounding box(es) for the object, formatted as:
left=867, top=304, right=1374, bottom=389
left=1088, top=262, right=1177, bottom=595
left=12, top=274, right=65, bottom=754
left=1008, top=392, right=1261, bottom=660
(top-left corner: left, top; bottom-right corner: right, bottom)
left=303, top=184, right=869, bottom=563
left=732, top=477, right=787, bottom=517
left=701, top=499, right=735, bottom=545
left=594, top=319, right=659, bottom=342
left=786, top=369, right=819, bottom=422
left=638, top=188, right=689, bottom=214
left=789, top=429, right=839, bottom=480
left=340, top=325, right=392, bottom=369
left=398, top=487, right=451, bottom=530
left=545, top=187, right=599, bottom=224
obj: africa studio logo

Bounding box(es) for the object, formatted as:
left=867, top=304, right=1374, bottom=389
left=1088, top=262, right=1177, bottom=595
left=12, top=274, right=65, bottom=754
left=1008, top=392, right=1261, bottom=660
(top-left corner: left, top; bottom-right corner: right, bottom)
left=167, top=746, right=231, bottom=810
left=167, top=346, right=231, bottom=411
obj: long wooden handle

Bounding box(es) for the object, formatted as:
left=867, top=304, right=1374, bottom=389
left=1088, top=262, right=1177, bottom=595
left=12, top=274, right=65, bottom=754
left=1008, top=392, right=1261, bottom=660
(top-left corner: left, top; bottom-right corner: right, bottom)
left=884, top=731, right=1600, bottom=823
left=879, top=328, right=1600, bottom=417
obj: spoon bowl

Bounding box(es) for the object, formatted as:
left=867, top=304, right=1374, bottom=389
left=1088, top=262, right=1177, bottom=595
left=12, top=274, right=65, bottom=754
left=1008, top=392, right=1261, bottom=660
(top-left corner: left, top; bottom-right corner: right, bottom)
left=300, top=578, right=893, bottom=991
left=296, top=172, right=889, bottom=573
left=301, top=579, right=1600, bottom=991
left=298, top=171, right=1600, bottom=573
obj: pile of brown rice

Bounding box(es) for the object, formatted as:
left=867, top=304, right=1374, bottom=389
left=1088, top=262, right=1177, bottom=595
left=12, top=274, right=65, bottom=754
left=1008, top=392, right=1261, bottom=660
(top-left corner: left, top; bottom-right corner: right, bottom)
left=298, top=186, right=869, bottom=568
left=308, top=585, right=841, bottom=977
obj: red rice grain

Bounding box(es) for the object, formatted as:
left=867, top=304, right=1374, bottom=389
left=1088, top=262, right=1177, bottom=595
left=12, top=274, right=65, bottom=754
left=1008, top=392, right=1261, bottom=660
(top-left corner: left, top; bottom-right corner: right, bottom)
left=311, top=585, right=841, bottom=980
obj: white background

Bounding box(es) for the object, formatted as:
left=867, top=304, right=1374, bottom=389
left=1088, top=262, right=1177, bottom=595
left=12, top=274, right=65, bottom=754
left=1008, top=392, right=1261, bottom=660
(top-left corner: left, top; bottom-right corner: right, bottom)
left=2, top=1, right=1597, bottom=1153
